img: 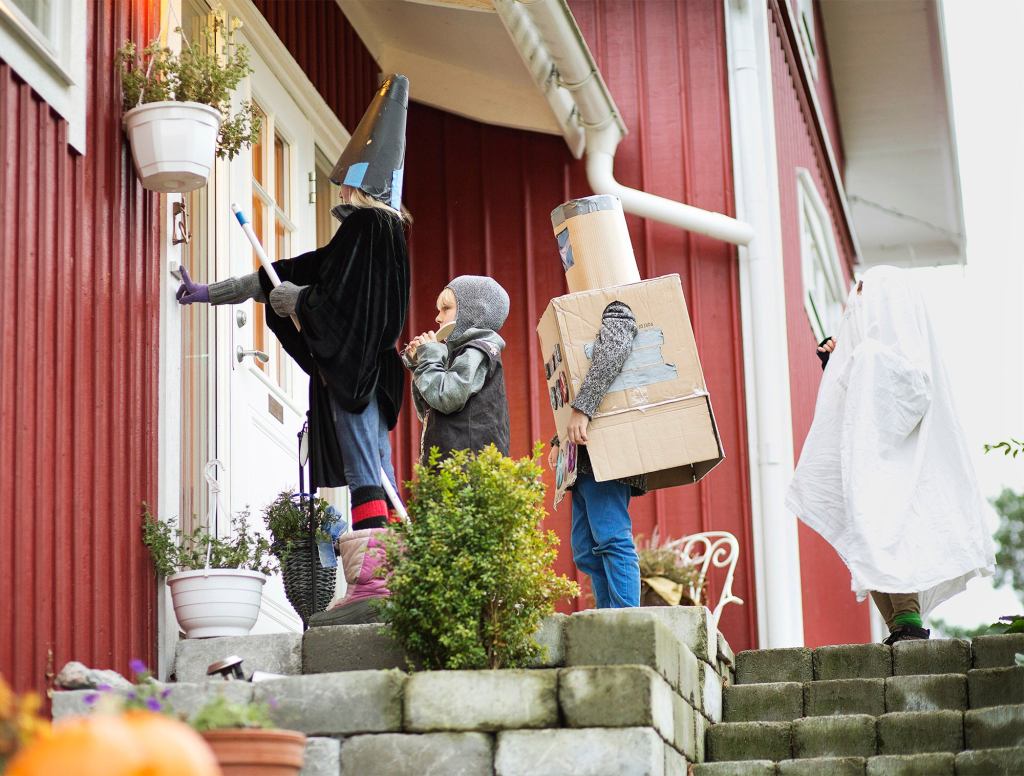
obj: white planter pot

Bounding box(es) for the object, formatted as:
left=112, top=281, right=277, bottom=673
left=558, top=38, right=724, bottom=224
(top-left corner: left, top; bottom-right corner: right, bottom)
left=168, top=568, right=266, bottom=639
left=123, top=101, right=222, bottom=193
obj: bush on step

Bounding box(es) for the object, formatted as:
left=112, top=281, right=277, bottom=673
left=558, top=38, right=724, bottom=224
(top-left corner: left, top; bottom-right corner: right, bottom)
left=379, top=444, right=578, bottom=670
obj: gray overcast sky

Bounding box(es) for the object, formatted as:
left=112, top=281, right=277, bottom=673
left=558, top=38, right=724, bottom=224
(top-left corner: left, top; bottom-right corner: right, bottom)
left=912, top=0, right=1024, bottom=626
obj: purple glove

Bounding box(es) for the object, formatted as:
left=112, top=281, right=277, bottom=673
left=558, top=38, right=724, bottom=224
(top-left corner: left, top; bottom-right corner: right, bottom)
left=176, top=265, right=210, bottom=305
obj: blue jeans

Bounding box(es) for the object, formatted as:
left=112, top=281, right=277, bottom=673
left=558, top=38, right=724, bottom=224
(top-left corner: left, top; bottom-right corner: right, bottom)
left=570, top=469, right=640, bottom=608
left=331, top=393, right=398, bottom=493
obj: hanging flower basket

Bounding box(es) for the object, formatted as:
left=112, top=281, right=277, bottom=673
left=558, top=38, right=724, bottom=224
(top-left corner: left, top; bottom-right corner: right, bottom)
left=280, top=538, right=335, bottom=627
left=168, top=568, right=267, bottom=639
left=123, top=101, right=222, bottom=193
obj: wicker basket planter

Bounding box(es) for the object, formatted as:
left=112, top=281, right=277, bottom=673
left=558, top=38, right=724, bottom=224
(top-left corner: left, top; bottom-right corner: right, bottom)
left=280, top=538, right=335, bottom=626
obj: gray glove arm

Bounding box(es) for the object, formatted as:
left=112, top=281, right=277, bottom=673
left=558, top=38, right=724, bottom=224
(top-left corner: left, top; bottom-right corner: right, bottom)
left=269, top=281, right=306, bottom=317
left=208, top=272, right=268, bottom=305
left=571, top=301, right=638, bottom=418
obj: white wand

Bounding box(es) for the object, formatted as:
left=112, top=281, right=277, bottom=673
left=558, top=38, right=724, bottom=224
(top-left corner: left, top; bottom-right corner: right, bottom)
left=231, top=203, right=301, bottom=331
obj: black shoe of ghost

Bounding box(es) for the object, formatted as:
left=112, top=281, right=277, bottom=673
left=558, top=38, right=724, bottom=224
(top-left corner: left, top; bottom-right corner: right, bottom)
left=883, top=625, right=931, bottom=646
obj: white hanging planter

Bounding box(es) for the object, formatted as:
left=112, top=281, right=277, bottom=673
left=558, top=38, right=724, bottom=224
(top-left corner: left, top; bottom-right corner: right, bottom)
left=167, top=568, right=266, bottom=639
left=123, top=100, right=222, bottom=194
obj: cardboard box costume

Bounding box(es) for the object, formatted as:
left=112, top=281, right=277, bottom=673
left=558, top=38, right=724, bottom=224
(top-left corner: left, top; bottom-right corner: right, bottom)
left=540, top=195, right=723, bottom=506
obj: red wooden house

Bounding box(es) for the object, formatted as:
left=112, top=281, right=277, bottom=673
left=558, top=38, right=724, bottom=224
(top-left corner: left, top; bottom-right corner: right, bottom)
left=0, top=0, right=963, bottom=694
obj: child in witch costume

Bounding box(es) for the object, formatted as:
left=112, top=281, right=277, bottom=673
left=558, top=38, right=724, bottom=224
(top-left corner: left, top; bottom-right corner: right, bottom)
left=402, top=275, right=511, bottom=463
left=788, top=266, right=995, bottom=644
left=177, top=75, right=412, bottom=625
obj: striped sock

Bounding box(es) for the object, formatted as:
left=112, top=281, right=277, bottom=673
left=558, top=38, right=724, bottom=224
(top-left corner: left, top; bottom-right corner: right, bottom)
left=351, top=486, right=389, bottom=530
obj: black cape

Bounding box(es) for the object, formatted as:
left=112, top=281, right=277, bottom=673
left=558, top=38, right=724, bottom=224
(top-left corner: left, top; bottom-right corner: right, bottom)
left=258, top=208, right=409, bottom=489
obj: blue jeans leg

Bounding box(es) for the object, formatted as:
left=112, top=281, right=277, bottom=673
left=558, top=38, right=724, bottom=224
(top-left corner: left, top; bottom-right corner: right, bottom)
left=572, top=469, right=640, bottom=608
left=332, top=394, right=396, bottom=493
left=571, top=484, right=611, bottom=608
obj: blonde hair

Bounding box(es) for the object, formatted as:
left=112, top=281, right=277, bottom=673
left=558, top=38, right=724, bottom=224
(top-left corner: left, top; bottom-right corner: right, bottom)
left=343, top=185, right=413, bottom=224
left=438, top=287, right=456, bottom=308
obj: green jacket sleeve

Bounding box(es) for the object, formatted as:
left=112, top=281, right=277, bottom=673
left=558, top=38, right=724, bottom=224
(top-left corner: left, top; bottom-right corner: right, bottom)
left=412, top=343, right=488, bottom=415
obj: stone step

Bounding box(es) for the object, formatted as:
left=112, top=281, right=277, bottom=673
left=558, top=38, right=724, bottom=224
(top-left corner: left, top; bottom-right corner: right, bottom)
left=341, top=732, right=493, bottom=776
left=967, top=666, right=1024, bottom=709
left=792, top=714, right=876, bottom=759
left=884, top=673, right=967, bottom=713
left=964, top=704, right=1024, bottom=749
left=723, top=682, right=803, bottom=722
left=875, top=710, right=964, bottom=755
left=804, top=679, right=885, bottom=717
left=866, top=752, right=955, bottom=775
left=734, top=635, right=1022, bottom=688
left=494, top=727, right=687, bottom=776
left=955, top=745, right=1024, bottom=775
left=706, top=720, right=793, bottom=762
left=300, top=737, right=340, bottom=776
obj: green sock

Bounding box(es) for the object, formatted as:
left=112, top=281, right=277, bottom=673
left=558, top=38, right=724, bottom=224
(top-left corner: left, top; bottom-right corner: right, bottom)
left=891, top=612, right=923, bottom=629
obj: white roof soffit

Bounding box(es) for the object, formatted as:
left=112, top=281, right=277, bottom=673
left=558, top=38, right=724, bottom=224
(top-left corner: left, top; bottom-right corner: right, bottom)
left=821, top=0, right=965, bottom=268
left=336, top=0, right=579, bottom=148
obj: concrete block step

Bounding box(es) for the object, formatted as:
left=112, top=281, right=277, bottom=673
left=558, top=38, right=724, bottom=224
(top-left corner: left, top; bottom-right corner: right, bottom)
left=494, top=727, right=684, bottom=776
left=954, top=745, right=1024, bottom=775
left=792, top=714, right=876, bottom=759
left=971, top=634, right=1024, bottom=668
left=964, top=704, right=1024, bottom=749
left=865, top=752, right=954, bottom=775
left=405, top=670, right=558, bottom=733
left=967, top=666, right=1024, bottom=709
left=813, top=644, right=892, bottom=680
left=723, top=682, right=803, bottom=722
left=778, top=756, right=864, bottom=775
left=735, top=648, right=812, bottom=685
left=884, top=673, right=967, bottom=712
left=804, top=678, right=885, bottom=717
left=692, top=762, right=774, bottom=776
left=341, top=732, right=494, bottom=776
left=706, top=720, right=792, bottom=762
left=876, top=710, right=964, bottom=755
left=891, top=639, right=971, bottom=677
left=301, top=737, right=340, bottom=776
left=174, top=632, right=302, bottom=682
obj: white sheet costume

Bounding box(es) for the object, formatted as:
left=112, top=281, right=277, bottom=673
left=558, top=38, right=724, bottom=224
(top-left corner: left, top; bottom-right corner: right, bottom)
left=786, top=266, right=995, bottom=616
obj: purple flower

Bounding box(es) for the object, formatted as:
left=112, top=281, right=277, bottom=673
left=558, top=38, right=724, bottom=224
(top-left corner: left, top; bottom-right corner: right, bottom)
left=127, top=691, right=137, bottom=701
left=145, top=697, right=162, bottom=712
left=129, top=659, right=148, bottom=676
left=83, top=693, right=100, bottom=706
left=160, top=688, right=173, bottom=699
left=268, top=697, right=280, bottom=710
left=96, top=683, right=112, bottom=692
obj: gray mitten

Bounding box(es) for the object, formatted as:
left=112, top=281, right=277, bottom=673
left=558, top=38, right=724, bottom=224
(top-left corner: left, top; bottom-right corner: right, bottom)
left=269, top=281, right=305, bottom=317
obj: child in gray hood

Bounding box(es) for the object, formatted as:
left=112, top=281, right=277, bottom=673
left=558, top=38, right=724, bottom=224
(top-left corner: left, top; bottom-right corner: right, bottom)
left=403, top=275, right=511, bottom=464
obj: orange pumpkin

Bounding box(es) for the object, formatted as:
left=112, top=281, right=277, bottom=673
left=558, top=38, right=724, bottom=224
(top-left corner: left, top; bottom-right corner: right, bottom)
left=6, top=710, right=222, bottom=776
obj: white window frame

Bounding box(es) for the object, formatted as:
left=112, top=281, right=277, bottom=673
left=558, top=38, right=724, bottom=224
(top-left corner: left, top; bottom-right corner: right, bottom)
left=795, top=0, right=819, bottom=81
left=0, top=0, right=87, bottom=152
left=797, top=168, right=845, bottom=341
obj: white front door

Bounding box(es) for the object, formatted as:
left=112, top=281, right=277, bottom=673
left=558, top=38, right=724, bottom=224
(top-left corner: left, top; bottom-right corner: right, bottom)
left=220, top=42, right=317, bottom=634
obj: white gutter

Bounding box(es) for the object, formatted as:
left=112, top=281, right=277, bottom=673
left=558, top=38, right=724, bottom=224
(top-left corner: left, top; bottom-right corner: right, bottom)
left=724, top=0, right=804, bottom=648
left=494, top=0, right=755, bottom=246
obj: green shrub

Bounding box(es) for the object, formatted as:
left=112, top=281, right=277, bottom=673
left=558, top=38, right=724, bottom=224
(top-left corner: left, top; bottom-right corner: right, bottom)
left=378, top=444, right=578, bottom=670
left=190, top=694, right=273, bottom=732
left=262, top=490, right=335, bottom=562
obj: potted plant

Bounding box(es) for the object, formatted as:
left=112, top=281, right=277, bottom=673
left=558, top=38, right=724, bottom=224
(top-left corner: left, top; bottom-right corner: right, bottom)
left=636, top=533, right=704, bottom=608
left=143, top=509, right=274, bottom=638
left=192, top=695, right=306, bottom=775
left=263, top=491, right=339, bottom=627
left=117, top=10, right=261, bottom=193
left=378, top=445, right=578, bottom=670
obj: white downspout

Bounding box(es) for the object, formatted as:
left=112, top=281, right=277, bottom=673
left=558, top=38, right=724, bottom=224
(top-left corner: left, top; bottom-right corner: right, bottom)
left=495, top=0, right=754, bottom=246
left=725, top=0, right=804, bottom=647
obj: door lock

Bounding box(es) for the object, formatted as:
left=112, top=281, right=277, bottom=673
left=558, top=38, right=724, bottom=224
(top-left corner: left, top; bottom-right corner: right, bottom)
left=235, top=310, right=247, bottom=328
left=236, top=346, right=270, bottom=364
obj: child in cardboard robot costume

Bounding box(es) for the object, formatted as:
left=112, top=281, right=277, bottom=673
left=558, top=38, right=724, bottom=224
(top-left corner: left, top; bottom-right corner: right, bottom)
left=177, top=75, right=411, bottom=625
left=542, top=195, right=725, bottom=609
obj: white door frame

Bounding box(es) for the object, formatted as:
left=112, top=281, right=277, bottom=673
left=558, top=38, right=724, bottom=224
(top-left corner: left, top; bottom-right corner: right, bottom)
left=157, top=0, right=352, bottom=677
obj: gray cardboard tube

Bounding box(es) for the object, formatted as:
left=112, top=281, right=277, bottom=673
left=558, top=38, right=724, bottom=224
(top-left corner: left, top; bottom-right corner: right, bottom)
left=551, top=194, right=622, bottom=230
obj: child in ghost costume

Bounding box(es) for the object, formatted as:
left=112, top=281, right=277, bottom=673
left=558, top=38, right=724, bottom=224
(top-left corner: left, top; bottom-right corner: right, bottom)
left=787, top=265, right=995, bottom=644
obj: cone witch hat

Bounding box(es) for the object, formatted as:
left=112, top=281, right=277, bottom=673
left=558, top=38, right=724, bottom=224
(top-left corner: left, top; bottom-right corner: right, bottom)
left=330, top=74, right=409, bottom=210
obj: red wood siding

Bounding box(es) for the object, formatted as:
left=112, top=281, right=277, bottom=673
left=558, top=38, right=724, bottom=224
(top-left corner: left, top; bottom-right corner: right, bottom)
left=257, top=0, right=759, bottom=651
left=0, top=4, right=161, bottom=694
left=769, top=1, right=869, bottom=646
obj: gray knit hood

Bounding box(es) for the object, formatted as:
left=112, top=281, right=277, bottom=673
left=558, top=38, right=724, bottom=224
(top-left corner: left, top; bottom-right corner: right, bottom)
left=446, top=275, right=509, bottom=340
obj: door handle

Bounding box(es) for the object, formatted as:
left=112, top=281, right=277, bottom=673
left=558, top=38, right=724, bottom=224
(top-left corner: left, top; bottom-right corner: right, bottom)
left=236, top=346, right=270, bottom=364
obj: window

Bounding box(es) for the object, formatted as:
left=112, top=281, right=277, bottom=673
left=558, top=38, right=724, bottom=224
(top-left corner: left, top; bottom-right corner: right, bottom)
left=796, top=0, right=819, bottom=80
left=314, top=147, right=341, bottom=245
left=797, top=169, right=845, bottom=342
left=250, top=101, right=297, bottom=394
left=0, top=0, right=87, bottom=151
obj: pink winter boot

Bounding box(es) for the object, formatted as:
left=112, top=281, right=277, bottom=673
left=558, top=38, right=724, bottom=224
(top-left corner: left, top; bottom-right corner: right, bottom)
left=309, top=527, right=390, bottom=627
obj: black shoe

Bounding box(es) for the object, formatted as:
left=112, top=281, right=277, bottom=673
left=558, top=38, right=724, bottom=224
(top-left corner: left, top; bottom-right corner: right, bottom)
left=883, top=625, right=931, bottom=645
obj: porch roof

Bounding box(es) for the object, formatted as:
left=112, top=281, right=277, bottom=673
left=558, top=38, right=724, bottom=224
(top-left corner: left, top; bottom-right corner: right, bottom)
left=821, top=0, right=966, bottom=268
